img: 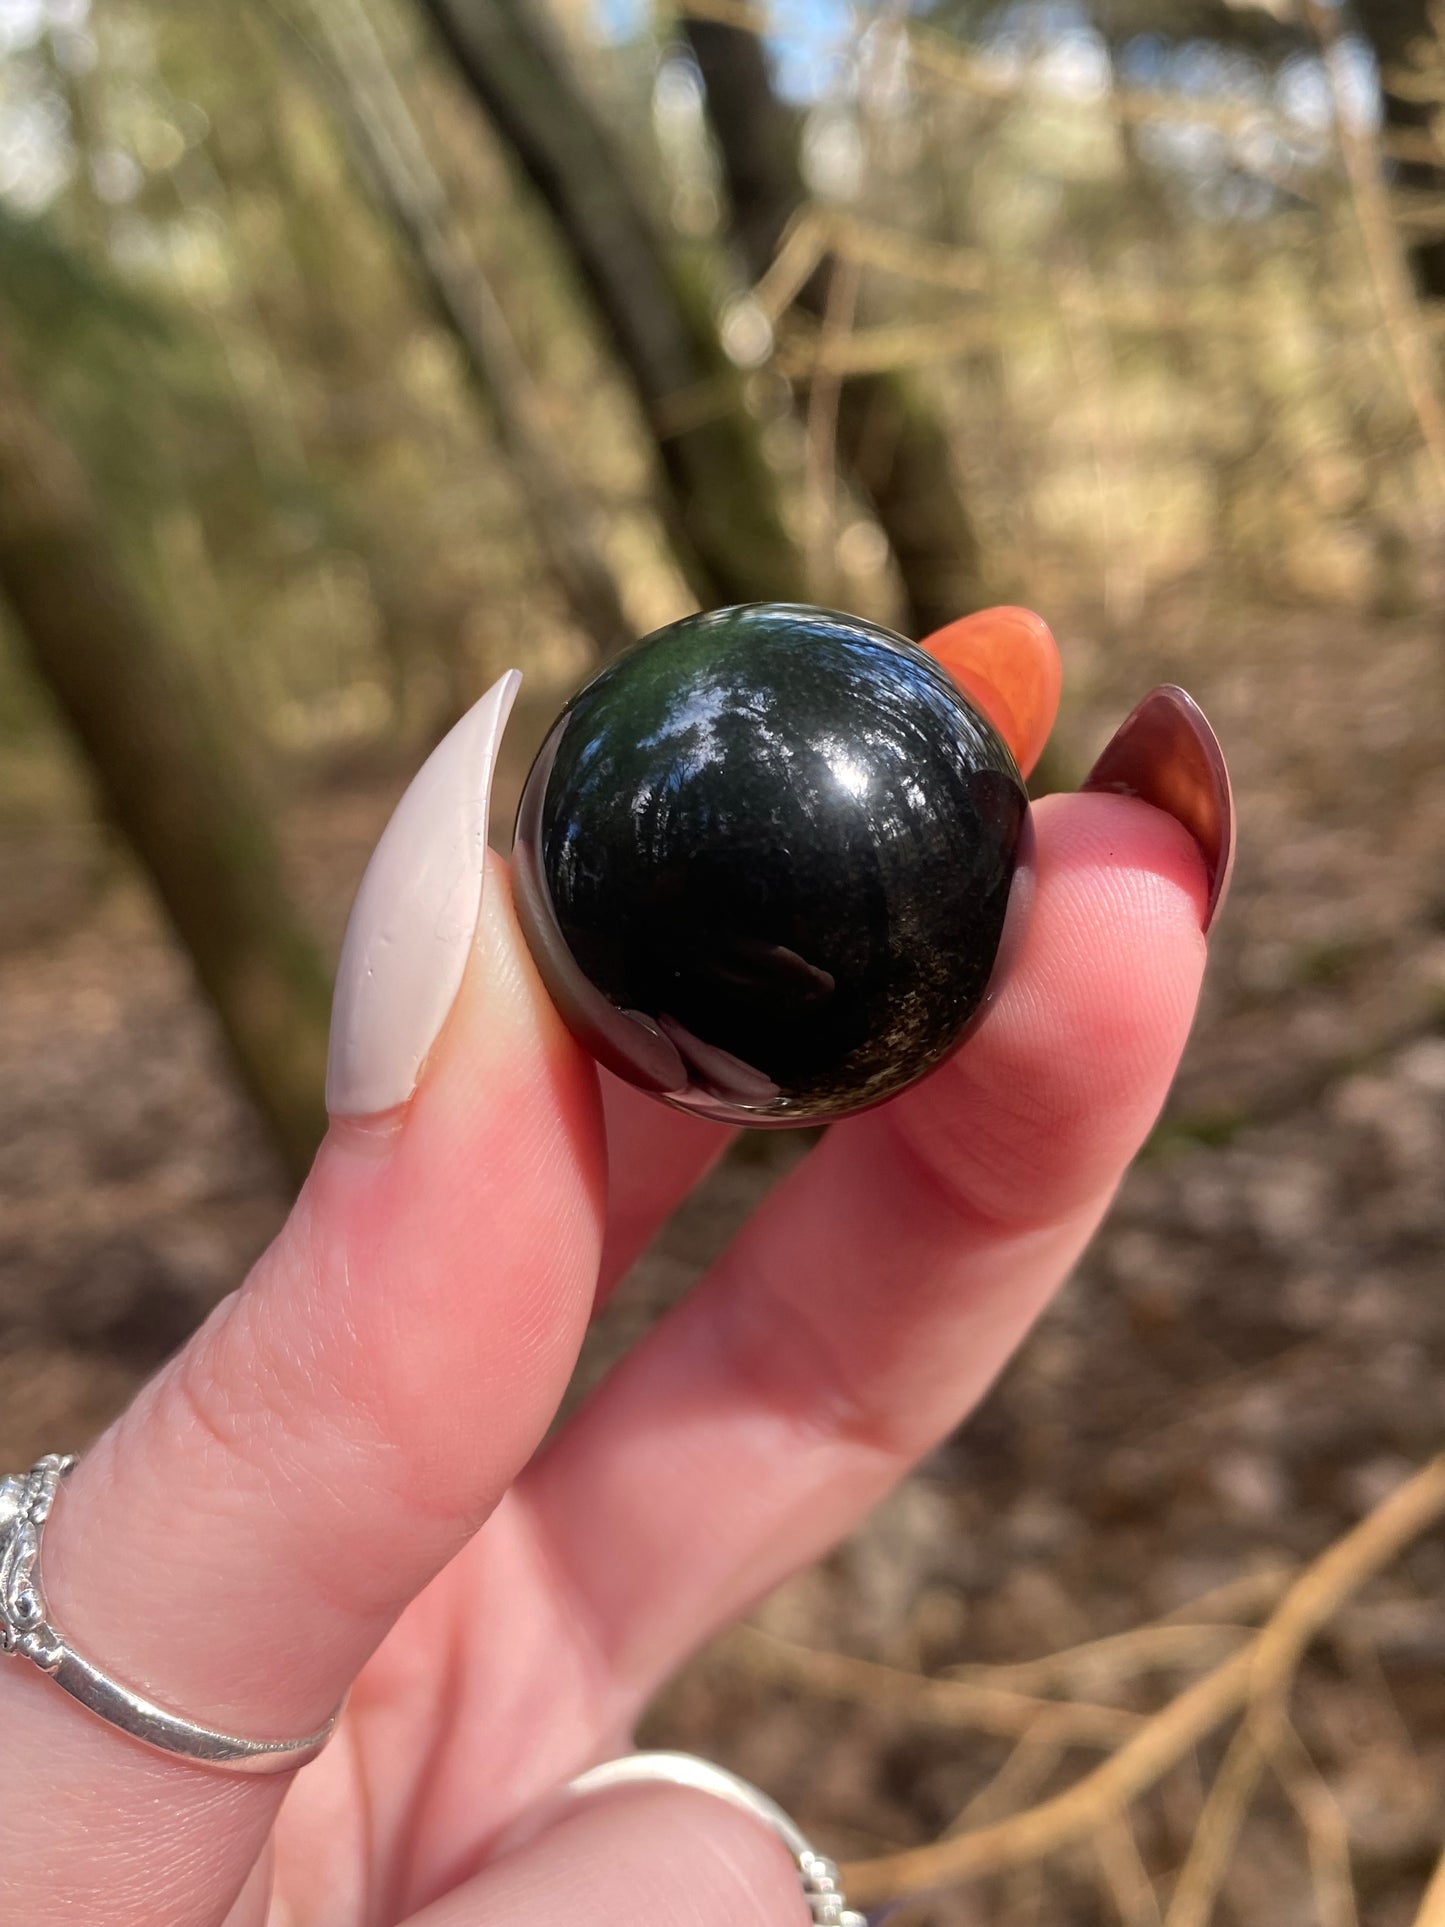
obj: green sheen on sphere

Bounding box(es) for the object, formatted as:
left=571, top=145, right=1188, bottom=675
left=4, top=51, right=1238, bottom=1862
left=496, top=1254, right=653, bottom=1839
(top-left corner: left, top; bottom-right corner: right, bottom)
left=512, top=603, right=1029, bottom=1125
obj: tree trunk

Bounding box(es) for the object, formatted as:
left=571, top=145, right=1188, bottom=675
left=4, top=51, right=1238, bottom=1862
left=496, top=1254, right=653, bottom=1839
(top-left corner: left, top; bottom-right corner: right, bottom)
left=1356, top=0, right=1445, bottom=301
left=415, top=0, right=812, bottom=610
left=289, top=0, right=636, bottom=661
left=685, top=16, right=990, bottom=636
left=0, top=335, right=331, bottom=1183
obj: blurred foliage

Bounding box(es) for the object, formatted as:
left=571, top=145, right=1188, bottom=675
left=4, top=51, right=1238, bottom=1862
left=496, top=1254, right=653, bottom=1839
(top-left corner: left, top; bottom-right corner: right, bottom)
left=3, top=0, right=1445, bottom=1154
left=2, top=0, right=1441, bottom=795
left=3, top=5, right=1444, bottom=1912
left=1, top=0, right=663, bottom=772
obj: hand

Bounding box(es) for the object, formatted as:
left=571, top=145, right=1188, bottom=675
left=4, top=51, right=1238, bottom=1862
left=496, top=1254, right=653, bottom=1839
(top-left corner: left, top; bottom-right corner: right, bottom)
left=0, top=643, right=1229, bottom=1927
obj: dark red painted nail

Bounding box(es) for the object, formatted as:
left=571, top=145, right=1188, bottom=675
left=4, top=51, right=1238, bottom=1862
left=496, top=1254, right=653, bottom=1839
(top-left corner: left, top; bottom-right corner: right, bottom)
left=1082, top=685, right=1234, bottom=933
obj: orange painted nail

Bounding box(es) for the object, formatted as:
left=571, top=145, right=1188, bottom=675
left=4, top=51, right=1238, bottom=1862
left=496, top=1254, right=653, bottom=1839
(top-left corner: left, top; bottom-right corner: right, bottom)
left=918, top=607, right=1063, bottom=778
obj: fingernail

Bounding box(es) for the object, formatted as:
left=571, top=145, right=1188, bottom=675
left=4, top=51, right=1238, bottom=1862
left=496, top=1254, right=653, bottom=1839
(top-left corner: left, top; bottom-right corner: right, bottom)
left=326, top=670, right=522, bottom=1117
left=1082, top=684, right=1234, bottom=933
left=918, top=606, right=1062, bottom=778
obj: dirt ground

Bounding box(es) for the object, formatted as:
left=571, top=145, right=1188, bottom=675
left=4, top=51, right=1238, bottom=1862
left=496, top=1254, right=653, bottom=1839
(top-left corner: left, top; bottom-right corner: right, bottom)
left=2, top=595, right=1443, bottom=1923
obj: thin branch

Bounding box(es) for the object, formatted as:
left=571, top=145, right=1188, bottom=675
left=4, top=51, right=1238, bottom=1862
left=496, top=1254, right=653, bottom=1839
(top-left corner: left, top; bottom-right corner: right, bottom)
left=1305, top=0, right=1445, bottom=506
left=1414, top=1844, right=1445, bottom=1926
left=822, top=212, right=990, bottom=298
left=720, top=1624, right=1140, bottom=1747
left=1273, top=1720, right=1358, bottom=1927
left=748, top=206, right=829, bottom=325
left=773, top=292, right=1266, bottom=382
left=802, top=253, right=860, bottom=602
left=848, top=1639, right=1260, bottom=1909
left=1094, top=1812, right=1163, bottom=1927
left=1160, top=1719, right=1269, bottom=1927
left=949, top=1624, right=1251, bottom=1698
left=676, top=0, right=1319, bottom=143
left=273, top=0, right=636, bottom=658
left=947, top=1719, right=1067, bottom=1834
left=1157, top=1569, right=1297, bottom=1628
left=842, top=1456, right=1445, bottom=1908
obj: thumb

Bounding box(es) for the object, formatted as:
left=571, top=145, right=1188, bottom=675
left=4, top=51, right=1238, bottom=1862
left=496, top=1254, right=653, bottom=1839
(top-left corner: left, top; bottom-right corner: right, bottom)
left=401, top=1786, right=811, bottom=1927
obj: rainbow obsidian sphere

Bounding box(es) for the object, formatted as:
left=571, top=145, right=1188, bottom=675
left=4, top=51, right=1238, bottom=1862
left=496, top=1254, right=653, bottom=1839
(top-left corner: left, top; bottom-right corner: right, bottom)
left=512, top=603, right=1030, bottom=1125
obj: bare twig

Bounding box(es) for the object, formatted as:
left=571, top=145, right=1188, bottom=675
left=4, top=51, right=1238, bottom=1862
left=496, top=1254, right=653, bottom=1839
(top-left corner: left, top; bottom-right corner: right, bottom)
left=842, top=1456, right=1445, bottom=1907
left=949, top=1623, right=1250, bottom=1698
left=1160, top=1718, right=1269, bottom=1927
left=774, top=289, right=1267, bottom=382
left=676, top=0, right=1318, bottom=143
left=802, top=254, right=861, bottom=601
left=1273, top=1721, right=1358, bottom=1927
left=1379, top=126, right=1445, bottom=166
left=721, top=1624, right=1139, bottom=1747
left=776, top=314, right=1002, bottom=381
left=275, top=0, right=636, bottom=658
left=846, top=1643, right=1258, bottom=1905
left=947, top=1719, right=1066, bottom=1835
left=1305, top=0, right=1445, bottom=506
left=1414, top=1844, right=1445, bottom=1926
left=1094, top=1812, right=1163, bottom=1927
left=1004, top=1856, right=1047, bottom=1926
left=1157, top=1569, right=1297, bottom=1627
left=748, top=207, right=829, bottom=325
left=824, top=210, right=989, bottom=298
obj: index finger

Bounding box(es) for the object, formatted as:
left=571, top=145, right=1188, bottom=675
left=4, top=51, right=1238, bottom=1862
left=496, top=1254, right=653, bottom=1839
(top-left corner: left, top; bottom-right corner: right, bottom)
left=0, top=677, right=607, bottom=1924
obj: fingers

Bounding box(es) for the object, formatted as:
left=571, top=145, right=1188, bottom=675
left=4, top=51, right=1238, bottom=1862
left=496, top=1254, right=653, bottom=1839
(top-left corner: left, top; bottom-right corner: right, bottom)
left=590, top=602, right=1067, bottom=1296
left=1, top=679, right=609, bottom=1921
left=521, top=788, right=1210, bottom=1702
left=596, top=1073, right=733, bottom=1303
left=219, top=1846, right=275, bottom=1927
left=400, top=1786, right=808, bottom=1927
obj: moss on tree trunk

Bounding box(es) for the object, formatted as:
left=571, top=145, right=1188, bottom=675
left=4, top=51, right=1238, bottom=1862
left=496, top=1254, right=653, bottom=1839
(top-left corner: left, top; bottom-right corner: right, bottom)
left=418, top=0, right=813, bottom=610
left=0, top=335, right=331, bottom=1183
left=686, top=15, right=990, bottom=636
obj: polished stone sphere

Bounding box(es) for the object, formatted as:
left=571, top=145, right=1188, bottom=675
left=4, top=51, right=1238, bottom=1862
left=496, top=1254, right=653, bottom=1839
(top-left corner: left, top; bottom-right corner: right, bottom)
left=512, top=604, right=1029, bottom=1124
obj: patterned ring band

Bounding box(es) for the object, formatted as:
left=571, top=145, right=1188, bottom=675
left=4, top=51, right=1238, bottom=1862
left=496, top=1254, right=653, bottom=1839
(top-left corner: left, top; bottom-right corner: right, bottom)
left=0, top=1455, right=342, bottom=1775
left=564, top=1753, right=868, bottom=1926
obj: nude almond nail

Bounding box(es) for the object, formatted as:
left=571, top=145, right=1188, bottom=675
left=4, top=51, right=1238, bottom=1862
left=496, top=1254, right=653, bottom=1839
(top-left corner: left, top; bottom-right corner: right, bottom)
left=325, top=670, right=521, bottom=1118
left=1082, top=684, right=1234, bottom=933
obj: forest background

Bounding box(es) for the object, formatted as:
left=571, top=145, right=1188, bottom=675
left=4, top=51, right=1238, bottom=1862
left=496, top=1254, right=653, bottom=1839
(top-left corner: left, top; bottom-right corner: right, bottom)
left=3, top=0, right=1445, bottom=1919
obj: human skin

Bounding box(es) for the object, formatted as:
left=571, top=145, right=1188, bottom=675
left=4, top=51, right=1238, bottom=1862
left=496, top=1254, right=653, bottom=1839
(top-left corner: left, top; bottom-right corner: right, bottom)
left=0, top=616, right=1229, bottom=1927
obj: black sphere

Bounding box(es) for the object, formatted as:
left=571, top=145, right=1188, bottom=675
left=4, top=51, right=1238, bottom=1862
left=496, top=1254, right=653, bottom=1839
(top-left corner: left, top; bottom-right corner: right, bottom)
left=512, top=604, right=1029, bottom=1125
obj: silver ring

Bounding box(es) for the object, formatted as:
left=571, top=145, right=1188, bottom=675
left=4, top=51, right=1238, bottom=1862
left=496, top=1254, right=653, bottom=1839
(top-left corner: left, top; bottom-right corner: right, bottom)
left=565, top=1752, right=868, bottom=1925
left=0, top=1456, right=342, bottom=1774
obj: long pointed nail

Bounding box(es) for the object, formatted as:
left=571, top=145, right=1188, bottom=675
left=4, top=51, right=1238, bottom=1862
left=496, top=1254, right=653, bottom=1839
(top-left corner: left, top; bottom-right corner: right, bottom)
left=918, top=606, right=1063, bottom=779
left=325, top=670, right=521, bottom=1118
left=1082, top=684, right=1234, bottom=933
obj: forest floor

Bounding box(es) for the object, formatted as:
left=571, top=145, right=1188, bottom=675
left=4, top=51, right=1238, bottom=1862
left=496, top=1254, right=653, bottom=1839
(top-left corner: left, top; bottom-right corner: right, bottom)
left=2, top=591, right=1444, bottom=1924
